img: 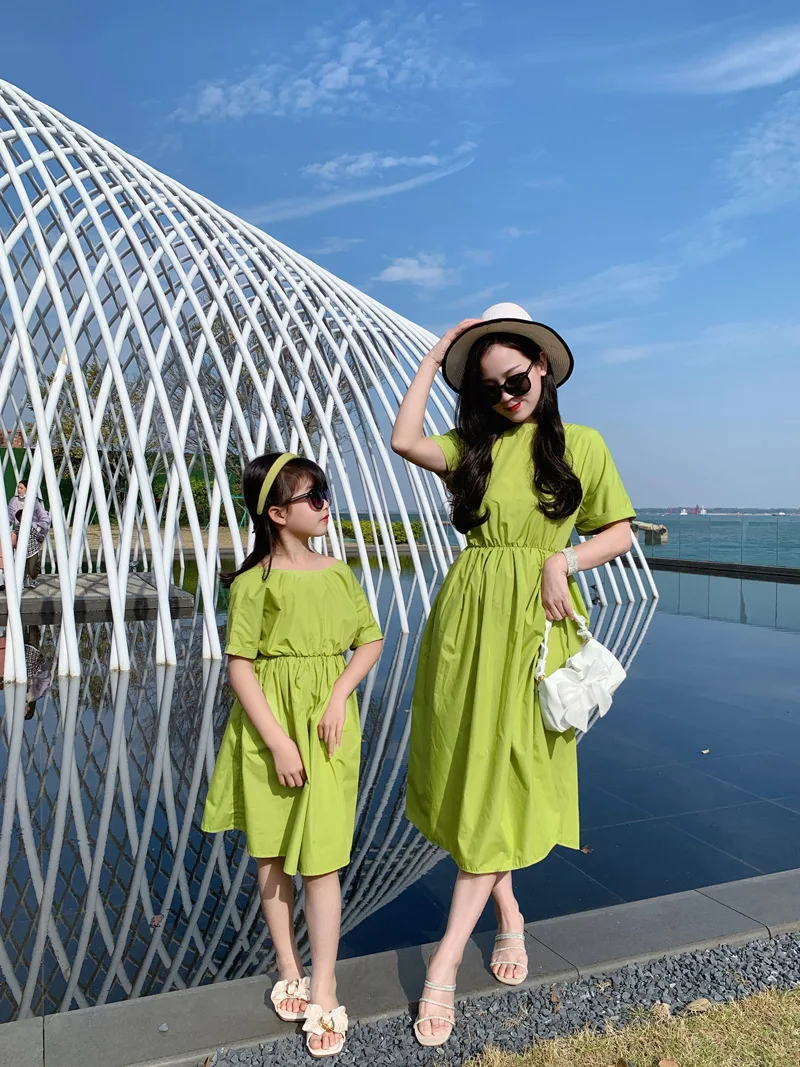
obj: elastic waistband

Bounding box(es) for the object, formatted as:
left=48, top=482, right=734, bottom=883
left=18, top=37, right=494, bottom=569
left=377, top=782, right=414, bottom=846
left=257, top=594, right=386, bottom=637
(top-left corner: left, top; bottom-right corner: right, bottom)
left=257, top=652, right=344, bottom=661
left=463, top=544, right=552, bottom=552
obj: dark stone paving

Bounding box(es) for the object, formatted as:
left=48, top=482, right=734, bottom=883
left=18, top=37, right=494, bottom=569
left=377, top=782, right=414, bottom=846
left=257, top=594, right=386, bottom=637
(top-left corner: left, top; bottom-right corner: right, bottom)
left=206, top=932, right=800, bottom=1066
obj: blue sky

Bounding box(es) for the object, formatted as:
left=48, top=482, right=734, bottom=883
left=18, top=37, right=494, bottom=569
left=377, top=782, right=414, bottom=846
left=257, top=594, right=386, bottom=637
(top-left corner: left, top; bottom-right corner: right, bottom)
left=3, top=1, right=800, bottom=507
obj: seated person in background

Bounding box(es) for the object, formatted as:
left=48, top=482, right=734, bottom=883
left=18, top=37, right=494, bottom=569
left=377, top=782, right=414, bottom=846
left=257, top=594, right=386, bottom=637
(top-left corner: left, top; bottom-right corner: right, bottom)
left=7, top=481, right=50, bottom=588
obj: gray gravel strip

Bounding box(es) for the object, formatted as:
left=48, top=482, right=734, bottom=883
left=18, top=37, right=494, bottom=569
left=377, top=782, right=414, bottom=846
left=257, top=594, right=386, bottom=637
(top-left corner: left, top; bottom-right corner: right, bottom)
left=204, top=932, right=800, bottom=1066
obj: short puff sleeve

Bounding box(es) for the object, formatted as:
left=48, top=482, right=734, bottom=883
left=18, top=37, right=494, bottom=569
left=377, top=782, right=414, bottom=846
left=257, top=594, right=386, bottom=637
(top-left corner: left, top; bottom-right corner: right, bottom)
left=573, top=428, right=636, bottom=535
left=429, top=428, right=465, bottom=473
left=347, top=568, right=383, bottom=648
left=224, top=569, right=267, bottom=659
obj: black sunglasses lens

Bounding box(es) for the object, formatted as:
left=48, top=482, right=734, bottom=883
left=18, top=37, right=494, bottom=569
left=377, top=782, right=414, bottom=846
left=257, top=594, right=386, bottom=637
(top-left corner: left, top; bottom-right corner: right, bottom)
left=484, top=371, right=532, bottom=405
left=507, top=373, right=532, bottom=397
left=309, top=488, right=329, bottom=510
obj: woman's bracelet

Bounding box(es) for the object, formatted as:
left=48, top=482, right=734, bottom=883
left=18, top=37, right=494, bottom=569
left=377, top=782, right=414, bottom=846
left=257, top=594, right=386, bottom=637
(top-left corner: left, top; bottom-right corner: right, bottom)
left=561, top=545, right=579, bottom=576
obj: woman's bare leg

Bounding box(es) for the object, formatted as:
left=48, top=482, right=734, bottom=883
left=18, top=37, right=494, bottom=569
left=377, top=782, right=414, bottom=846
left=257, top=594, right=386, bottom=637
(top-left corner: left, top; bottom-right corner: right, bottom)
left=257, top=858, right=307, bottom=1015
left=490, top=871, right=528, bottom=981
left=304, top=870, right=343, bottom=1053
left=416, top=869, right=497, bottom=1039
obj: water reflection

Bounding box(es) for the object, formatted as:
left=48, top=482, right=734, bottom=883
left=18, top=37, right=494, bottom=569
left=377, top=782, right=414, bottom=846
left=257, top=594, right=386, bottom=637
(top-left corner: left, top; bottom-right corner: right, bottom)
left=653, top=570, right=800, bottom=633
left=0, top=557, right=656, bottom=1022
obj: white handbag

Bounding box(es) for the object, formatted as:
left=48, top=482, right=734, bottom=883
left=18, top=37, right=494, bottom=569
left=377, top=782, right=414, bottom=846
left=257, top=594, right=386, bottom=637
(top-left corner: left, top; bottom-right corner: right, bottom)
left=535, top=614, right=626, bottom=734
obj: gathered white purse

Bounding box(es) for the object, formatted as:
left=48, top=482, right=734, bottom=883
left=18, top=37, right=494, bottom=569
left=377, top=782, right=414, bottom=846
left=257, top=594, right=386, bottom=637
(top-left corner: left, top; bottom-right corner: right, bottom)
left=535, top=614, right=626, bottom=734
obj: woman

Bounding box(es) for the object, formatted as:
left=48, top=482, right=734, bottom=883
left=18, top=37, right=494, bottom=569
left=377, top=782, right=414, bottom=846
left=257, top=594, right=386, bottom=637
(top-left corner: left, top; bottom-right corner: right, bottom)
left=391, top=303, right=634, bottom=1047
left=8, top=480, right=51, bottom=588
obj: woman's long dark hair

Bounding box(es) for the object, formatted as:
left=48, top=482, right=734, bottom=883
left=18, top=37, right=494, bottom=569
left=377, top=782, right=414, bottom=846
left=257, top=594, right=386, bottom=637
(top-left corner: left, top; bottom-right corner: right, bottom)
left=448, top=332, right=582, bottom=533
left=220, top=453, right=327, bottom=587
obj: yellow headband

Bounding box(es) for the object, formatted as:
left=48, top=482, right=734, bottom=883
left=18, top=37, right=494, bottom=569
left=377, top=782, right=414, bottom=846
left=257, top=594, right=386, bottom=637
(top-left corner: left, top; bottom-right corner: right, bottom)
left=256, top=453, right=298, bottom=516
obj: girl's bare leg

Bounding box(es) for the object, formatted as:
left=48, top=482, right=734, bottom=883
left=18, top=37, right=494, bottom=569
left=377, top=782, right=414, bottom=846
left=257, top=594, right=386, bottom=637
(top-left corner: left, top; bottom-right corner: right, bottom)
left=304, top=870, right=343, bottom=1053
left=257, top=858, right=307, bottom=1015
left=416, top=869, right=497, bottom=1039
left=490, top=870, right=528, bottom=981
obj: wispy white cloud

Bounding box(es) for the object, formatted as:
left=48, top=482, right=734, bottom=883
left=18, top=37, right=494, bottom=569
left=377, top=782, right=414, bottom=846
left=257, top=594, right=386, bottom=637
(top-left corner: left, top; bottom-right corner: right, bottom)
left=602, top=343, right=668, bottom=365
left=501, top=226, right=539, bottom=240
left=454, top=139, right=479, bottom=155
left=716, top=89, right=800, bottom=217
left=307, top=237, right=365, bottom=256
left=601, top=320, right=800, bottom=364
left=525, top=176, right=565, bottom=190
left=375, top=253, right=455, bottom=289
left=303, top=150, right=443, bottom=183
left=559, top=318, right=643, bottom=346
left=242, top=158, right=473, bottom=223
left=451, top=283, right=509, bottom=309
left=174, top=14, right=498, bottom=122
left=670, top=89, right=800, bottom=258
left=463, top=249, right=494, bottom=266
left=527, top=261, right=679, bottom=315
left=654, top=23, right=800, bottom=94
left=154, top=131, right=184, bottom=155
left=301, top=140, right=475, bottom=185
left=532, top=88, right=800, bottom=319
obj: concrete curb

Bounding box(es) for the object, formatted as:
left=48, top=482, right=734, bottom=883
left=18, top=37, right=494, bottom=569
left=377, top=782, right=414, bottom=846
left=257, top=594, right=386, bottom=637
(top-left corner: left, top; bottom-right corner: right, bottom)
left=4, top=869, right=800, bottom=1067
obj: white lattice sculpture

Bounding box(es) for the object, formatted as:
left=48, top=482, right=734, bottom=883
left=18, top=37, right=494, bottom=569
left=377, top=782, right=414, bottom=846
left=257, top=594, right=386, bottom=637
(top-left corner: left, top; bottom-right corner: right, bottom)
left=0, top=80, right=657, bottom=685
left=0, top=600, right=657, bottom=1018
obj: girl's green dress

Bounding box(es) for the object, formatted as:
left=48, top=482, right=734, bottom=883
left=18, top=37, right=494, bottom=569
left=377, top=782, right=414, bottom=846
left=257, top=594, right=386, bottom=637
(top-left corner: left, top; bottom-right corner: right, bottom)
left=202, top=560, right=382, bottom=877
left=406, top=422, right=634, bottom=874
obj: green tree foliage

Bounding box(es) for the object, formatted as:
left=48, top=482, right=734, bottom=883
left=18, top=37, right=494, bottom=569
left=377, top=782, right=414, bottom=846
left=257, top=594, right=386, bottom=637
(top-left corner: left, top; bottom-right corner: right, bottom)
left=338, top=518, right=423, bottom=545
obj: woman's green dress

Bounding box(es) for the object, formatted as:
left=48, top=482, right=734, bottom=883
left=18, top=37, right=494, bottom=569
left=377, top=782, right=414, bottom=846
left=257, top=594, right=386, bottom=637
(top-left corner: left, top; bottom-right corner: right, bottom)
left=406, top=422, right=634, bottom=874
left=202, top=560, right=382, bottom=877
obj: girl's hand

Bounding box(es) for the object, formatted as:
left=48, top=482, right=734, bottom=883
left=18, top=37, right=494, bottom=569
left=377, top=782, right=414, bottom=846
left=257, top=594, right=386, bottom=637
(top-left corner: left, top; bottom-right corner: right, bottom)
left=541, top=554, right=575, bottom=623
left=318, top=692, right=348, bottom=758
left=426, top=319, right=483, bottom=367
left=270, top=735, right=306, bottom=788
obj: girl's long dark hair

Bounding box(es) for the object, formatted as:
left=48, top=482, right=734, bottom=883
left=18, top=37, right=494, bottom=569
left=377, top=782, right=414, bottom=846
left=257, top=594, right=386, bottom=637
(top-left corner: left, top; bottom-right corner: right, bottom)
left=448, top=332, right=583, bottom=533
left=220, top=453, right=327, bottom=587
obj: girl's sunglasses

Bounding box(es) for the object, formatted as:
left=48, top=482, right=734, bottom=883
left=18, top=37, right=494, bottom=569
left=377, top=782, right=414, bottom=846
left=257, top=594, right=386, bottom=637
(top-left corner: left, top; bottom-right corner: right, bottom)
left=481, top=357, right=536, bottom=406
left=284, top=486, right=330, bottom=511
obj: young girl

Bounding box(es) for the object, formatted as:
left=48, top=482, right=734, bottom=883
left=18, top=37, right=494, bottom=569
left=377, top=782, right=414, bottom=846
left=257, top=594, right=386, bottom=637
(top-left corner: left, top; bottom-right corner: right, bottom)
left=391, top=303, right=634, bottom=1047
left=202, top=452, right=383, bottom=1058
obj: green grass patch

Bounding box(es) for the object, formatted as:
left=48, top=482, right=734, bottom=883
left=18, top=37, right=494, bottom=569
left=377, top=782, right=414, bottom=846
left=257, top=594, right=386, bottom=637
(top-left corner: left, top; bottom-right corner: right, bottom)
left=468, top=990, right=800, bottom=1067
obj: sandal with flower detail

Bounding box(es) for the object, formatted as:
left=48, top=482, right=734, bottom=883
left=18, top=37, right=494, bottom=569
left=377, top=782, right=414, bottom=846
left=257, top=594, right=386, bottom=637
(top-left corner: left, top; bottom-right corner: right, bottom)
left=490, top=931, right=528, bottom=986
left=302, top=1002, right=348, bottom=1058
left=413, top=979, right=456, bottom=1047
left=270, top=975, right=311, bottom=1021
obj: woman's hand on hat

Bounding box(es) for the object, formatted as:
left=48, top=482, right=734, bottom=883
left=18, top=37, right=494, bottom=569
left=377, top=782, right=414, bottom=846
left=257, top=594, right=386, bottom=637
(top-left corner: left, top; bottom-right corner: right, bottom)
left=426, top=318, right=483, bottom=367
left=541, top=553, right=575, bottom=623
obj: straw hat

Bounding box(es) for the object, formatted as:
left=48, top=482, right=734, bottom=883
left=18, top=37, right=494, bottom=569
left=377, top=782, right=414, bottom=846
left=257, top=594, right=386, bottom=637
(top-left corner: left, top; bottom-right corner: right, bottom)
left=441, top=302, right=574, bottom=393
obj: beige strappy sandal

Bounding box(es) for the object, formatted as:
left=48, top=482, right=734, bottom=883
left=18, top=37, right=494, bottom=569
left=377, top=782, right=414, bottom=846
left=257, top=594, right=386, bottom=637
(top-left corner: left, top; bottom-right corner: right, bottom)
left=413, top=979, right=456, bottom=1047
left=302, top=1003, right=348, bottom=1058
left=490, top=931, right=529, bottom=986
left=270, top=975, right=310, bottom=1022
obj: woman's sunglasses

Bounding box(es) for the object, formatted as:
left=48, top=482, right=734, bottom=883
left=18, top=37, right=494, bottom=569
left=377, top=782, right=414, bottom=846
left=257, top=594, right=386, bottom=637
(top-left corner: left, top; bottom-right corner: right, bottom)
left=481, top=357, right=536, bottom=406
left=284, top=486, right=330, bottom=511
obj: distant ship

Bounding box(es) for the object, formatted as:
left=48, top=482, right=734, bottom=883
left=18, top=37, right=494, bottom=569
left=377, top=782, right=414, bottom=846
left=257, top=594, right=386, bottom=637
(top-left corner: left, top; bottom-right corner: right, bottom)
left=677, top=505, right=706, bottom=516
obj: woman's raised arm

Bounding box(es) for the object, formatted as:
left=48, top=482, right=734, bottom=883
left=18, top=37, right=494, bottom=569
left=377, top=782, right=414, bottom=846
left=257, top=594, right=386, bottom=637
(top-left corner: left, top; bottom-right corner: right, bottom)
left=391, top=319, right=480, bottom=473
